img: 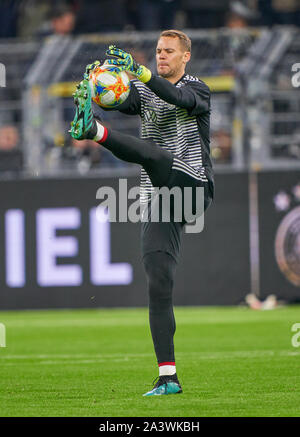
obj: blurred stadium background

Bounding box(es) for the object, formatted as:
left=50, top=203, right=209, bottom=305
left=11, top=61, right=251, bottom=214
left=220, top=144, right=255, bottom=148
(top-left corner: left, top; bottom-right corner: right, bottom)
left=0, top=0, right=300, bottom=310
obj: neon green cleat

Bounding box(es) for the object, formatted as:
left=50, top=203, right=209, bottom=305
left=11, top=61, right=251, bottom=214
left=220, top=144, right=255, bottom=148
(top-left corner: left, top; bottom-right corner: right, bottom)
left=143, top=374, right=183, bottom=397
left=69, top=79, right=96, bottom=140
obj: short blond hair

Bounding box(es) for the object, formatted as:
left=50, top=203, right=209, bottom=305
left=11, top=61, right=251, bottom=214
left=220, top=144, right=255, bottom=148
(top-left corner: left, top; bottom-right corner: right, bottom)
left=159, top=29, right=191, bottom=53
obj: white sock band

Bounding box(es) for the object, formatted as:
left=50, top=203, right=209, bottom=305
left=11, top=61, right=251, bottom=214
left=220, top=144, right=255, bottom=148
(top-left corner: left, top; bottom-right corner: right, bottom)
left=93, top=121, right=105, bottom=142
left=159, top=365, right=176, bottom=376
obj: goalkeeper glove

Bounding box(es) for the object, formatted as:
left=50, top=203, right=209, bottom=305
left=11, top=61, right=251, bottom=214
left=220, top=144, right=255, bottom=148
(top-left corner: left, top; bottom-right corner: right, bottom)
left=83, top=60, right=101, bottom=79
left=105, top=46, right=152, bottom=83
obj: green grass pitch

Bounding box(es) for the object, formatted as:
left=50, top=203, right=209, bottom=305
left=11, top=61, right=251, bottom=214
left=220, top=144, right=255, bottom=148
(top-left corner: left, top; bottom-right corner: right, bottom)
left=0, top=305, right=300, bottom=417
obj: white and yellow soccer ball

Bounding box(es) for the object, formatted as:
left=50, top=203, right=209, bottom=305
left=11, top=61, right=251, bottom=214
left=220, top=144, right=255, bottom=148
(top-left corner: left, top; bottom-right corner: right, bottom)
left=88, top=63, right=130, bottom=108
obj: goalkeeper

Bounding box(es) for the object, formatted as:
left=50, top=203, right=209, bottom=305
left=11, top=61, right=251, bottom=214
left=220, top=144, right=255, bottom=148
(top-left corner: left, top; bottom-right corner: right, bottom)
left=70, top=29, right=214, bottom=396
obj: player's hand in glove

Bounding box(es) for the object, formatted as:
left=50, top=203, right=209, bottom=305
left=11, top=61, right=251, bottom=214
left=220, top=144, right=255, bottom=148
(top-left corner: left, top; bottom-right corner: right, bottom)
left=83, top=60, right=101, bottom=79
left=105, top=46, right=152, bottom=83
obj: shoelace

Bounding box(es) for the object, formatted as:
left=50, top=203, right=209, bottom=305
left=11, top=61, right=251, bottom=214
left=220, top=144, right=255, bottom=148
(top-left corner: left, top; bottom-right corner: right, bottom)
left=152, top=375, right=172, bottom=389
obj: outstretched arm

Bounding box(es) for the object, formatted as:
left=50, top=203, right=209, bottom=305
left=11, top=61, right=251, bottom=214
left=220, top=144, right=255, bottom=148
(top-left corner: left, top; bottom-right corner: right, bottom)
left=145, top=74, right=210, bottom=115
left=105, top=46, right=210, bottom=115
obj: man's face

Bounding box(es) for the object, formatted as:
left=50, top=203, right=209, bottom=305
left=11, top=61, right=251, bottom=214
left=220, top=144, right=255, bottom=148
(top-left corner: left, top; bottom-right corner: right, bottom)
left=52, top=12, right=75, bottom=35
left=156, top=36, right=190, bottom=80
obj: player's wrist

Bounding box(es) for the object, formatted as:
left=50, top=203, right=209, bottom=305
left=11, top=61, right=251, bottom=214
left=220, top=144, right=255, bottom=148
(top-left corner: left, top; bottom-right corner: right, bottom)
left=136, top=65, right=152, bottom=83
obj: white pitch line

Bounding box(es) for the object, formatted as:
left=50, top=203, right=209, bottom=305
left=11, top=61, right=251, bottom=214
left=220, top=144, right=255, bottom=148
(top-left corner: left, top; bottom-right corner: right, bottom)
left=1, top=350, right=299, bottom=363
left=0, top=353, right=153, bottom=360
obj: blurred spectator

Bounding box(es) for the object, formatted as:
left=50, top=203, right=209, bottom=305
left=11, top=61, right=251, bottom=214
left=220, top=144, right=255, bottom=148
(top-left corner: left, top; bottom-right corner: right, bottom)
left=0, top=0, right=18, bottom=38
left=226, top=11, right=249, bottom=29
left=61, top=136, right=125, bottom=173
left=225, top=1, right=256, bottom=28
left=37, top=4, right=77, bottom=38
left=211, top=130, right=232, bottom=163
left=16, top=1, right=78, bottom=39
left=17, top=0, right=51, bottom=39
left=0, top=124, right=19, bottom=151
left=49, top=5, right=76, bottom=36
left=0, top=125, right=23, bottom=172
